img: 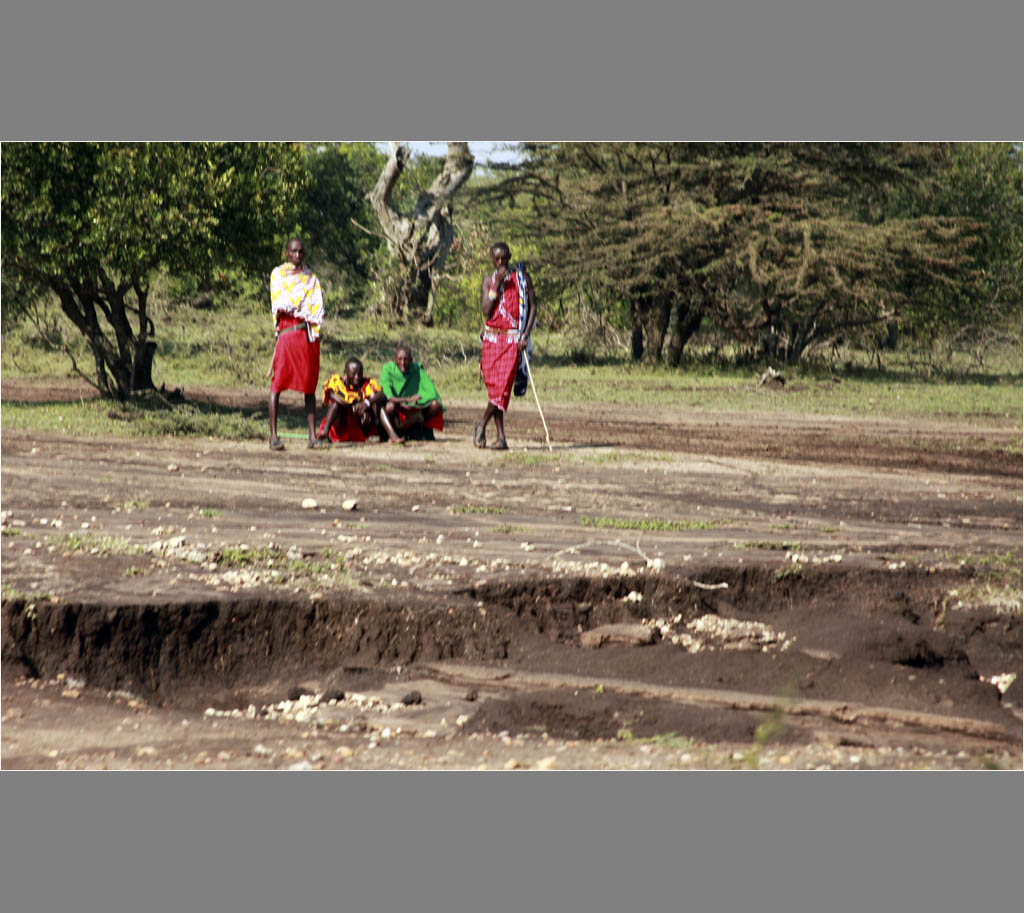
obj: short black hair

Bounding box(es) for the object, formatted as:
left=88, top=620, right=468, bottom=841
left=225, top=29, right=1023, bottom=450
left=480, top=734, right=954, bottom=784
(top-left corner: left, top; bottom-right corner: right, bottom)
left=345, top=357, right=363, bottom=372
left=492, top=241, right=510, bottom=257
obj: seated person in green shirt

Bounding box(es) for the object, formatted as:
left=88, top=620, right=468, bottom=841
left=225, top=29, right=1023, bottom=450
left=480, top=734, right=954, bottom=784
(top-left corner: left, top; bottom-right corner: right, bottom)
left=380, top=344, right=444, bottom=442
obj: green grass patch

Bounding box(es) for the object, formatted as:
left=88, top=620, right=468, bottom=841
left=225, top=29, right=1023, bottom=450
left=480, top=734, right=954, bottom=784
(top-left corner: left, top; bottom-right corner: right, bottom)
left=735, top=540, right=804, bottom=551
left=116, top=499, right=150, bottom=512
left=492, top=523, right=528, bottom=534
left=581, top=450, right=674, bottom=465
left=199, top=507, right=222, bottom=519
left=44, top=532, right=144, bottom=557
left=581, top=515, right=721, bottom=531
left=502, top=451, right=561, bottom=467
left=1, top=396, right=267, bottom=441
left=1, top=584, right=54, bottom=604
left=448, top=503, right=507, bottom=516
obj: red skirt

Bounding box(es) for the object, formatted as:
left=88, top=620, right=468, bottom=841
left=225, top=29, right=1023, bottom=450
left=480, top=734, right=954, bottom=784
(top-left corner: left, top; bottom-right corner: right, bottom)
left=396, top=406, right=444, bottom=432
left=318, top=410, right=378, bottom=443
left=481, top=335, right=519, bottom=412
left=270, top=315, right=320, bottom=394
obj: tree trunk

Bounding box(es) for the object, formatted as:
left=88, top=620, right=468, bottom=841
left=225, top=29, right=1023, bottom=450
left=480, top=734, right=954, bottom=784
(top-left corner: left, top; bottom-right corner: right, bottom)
left=131, top=341, right=158, bottom=391
left=630, top=299, right=644, bottom=362
left=665, top=297, right=704, bottom=367
left=54, top=282, right=154, bottom=400
left=368, top=143, right=474, bottom=325
left=644, top=296, right=674, bottom=364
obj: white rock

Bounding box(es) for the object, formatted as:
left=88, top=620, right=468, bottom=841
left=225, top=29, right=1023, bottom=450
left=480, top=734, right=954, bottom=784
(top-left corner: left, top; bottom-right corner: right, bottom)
left=301, top=498, right=318, bottom=510
left=288, top=761, right=313, bottom=771
left=342, top=499, right=358, bottom=511
left=167, top=464, right=179, bottom=472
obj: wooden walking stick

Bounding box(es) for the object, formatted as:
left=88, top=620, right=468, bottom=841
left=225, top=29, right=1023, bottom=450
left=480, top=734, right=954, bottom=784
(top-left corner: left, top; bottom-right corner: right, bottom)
left=522, top=352, right=552, bottom=451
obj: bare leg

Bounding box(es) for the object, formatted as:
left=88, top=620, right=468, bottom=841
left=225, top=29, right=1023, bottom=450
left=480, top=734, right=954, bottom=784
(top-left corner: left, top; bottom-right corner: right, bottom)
left=377, top=402, right=405, bottom=443
left=319, top=399, right=341, bottom=440
left=492, top=408, right=508, bottom=449
left=421, top=400, right=443, bottom=425
left=269, top=391, right=284, bottom=448
left=475, top=402, right=498, bottom=447
left=304, top=393, right=317, bottom=443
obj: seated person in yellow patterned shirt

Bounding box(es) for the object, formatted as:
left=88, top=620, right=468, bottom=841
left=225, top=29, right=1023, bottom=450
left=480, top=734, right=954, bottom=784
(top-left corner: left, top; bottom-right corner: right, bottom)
left=316, top=358, right=404, bottom=443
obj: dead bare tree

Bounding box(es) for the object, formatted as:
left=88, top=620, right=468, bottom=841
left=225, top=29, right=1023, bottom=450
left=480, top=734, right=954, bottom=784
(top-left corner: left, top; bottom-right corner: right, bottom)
left=368, top=142, right=474, bottom=325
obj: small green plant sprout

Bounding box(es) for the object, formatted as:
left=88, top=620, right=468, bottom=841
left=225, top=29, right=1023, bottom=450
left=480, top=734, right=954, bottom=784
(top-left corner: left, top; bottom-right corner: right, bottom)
left=199, top=507, right=223, bottom=519
left=581, top=516, right=721, bottom=532
left=115, top=499, right=149, bottom=513
left=744, top=707, right=790, bottom=768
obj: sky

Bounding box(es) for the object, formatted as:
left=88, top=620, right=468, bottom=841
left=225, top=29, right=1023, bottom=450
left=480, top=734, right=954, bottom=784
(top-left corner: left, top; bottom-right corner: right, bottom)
left=376, top=141, right=522, bottom=164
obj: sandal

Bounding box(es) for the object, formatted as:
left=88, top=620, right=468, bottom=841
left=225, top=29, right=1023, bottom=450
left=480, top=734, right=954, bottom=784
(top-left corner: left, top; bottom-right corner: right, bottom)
left=473, top=422, right=486, bottom=449
left=269, top=437, right=285, bottom=451
left=308, top=438, right=325, bottom=449
left=490, top=439, right=509, bottom=451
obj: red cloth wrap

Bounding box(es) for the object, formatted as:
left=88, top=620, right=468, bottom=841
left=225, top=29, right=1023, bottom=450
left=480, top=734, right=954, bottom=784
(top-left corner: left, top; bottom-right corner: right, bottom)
left=270, top=314, right=320, bottom=394
left=396, top=407, right=444, bottom=432
left=318, top=410, right=378, bottom=443
left=480, top=336, right=519, bottom=412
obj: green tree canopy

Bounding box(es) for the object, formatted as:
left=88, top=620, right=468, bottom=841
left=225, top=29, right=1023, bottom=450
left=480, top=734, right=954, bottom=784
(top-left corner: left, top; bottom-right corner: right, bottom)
left=488, top=142, right=985, bottom=365
left=295, top=143, right=385, bottom=301
left=2, top=142, right=307, bottom=398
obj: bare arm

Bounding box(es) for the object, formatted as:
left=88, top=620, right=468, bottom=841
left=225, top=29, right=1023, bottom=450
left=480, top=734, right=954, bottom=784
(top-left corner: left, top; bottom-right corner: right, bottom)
left=481, top=265, right=508, bottom=319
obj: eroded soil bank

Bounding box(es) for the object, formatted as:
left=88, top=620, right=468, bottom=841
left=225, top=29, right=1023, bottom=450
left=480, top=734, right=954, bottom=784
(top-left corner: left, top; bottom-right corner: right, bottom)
left=2, top=385, right=1021, bottom=768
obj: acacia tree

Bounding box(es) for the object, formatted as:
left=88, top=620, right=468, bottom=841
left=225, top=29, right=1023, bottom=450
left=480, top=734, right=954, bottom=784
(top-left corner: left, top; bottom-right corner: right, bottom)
left=2, top=142, right=306, bottom=399
left=367, top=142, right=474, bottom=325
left=494, top=142, right=979, bottom=364
left=707, top=144, right=978, bottom=363
left=885, top=142, right=1022, bottom=362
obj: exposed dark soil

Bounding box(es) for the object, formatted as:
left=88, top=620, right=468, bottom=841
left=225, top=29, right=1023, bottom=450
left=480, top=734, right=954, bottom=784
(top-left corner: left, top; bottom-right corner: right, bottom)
left=2, top=380, right=1021, bottom=769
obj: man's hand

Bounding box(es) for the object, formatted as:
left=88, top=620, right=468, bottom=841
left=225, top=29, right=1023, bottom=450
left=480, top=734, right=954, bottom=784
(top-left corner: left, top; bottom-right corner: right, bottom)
left=493, top=265, right=508, bottom=288
left=518, top=335, right=530, bottom=354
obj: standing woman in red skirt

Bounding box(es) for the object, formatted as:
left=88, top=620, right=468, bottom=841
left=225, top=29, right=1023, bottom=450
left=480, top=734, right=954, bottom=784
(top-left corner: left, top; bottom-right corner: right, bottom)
left=267, top=237, right=325, bottom=450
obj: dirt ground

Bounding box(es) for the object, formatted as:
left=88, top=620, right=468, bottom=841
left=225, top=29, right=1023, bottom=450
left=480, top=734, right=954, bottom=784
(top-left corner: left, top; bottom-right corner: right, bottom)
left=2, top=379, right=1021, bottom=769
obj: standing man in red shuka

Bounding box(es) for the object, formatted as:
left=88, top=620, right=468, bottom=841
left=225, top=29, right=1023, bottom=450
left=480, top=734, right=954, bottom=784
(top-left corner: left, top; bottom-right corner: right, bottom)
left=475, top=241, right=537, bottom=450
left=267, top=237, right=325, bottom=450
